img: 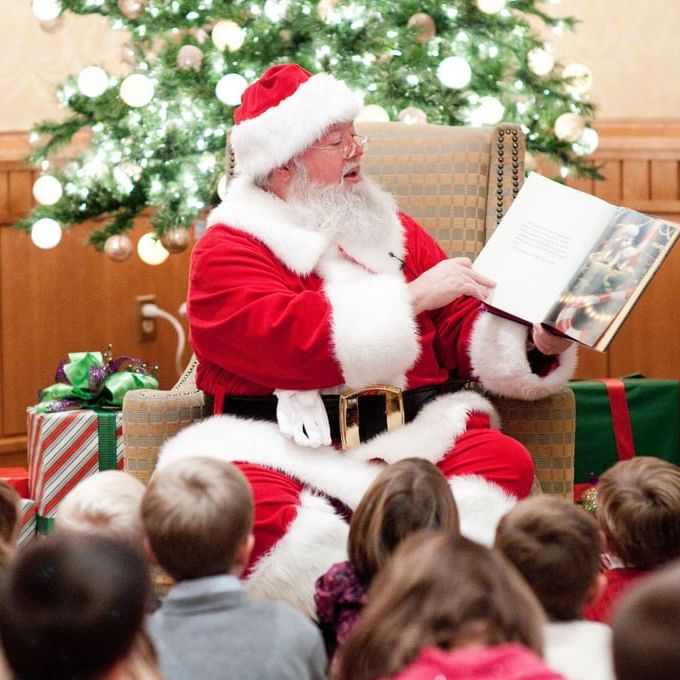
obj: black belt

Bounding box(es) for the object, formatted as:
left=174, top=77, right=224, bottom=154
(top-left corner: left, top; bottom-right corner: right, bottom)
left=219, top=381, right=463, bottom=446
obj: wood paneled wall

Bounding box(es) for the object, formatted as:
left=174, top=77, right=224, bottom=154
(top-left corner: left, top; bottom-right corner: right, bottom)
left=2, top=120, right=680, bottom=463
left=1, top=132, right=193, bottom=463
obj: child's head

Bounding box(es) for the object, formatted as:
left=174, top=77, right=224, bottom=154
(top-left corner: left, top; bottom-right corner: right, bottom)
left=141, top=457, right=254, bottom=581
left=495, top=495, right=603, bottom=621
left=0, top=532, right=150, bottom=680
left=337, top=531, right=544, bottom=680
left=612, top=558, right=680, bottom=680
left=0, top=481, right=20, bottom=571
left=348, top=458, right=459, bottom=583
left=597, top=457, right=680, bottom=569
left=55, top=470, right=146, bottom=549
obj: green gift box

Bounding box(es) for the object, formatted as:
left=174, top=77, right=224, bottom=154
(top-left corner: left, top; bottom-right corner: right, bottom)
left=569, top=378, right=680, bottom=499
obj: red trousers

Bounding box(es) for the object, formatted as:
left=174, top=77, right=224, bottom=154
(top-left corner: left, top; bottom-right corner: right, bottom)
left=237, top=412, right=534, bottom=575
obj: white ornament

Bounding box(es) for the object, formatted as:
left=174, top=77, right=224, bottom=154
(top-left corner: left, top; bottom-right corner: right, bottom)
left=476, top=0, right=506, bottom=14
left=215, top=74, right=248, bottom=106
left=527, top=47, right=554, bottom=76
left=32, top=0, right=61, bottom=22
left=562, top=63, right=593, bottom=96
left=212, top=20, right=245, bottom=52
left=137, top=232, right=170, bottom=265
left=264, top=0, right=289, bottom=22
left=554, top=112, right=585, bottom=142
left=77, top=66, right=109, bottom=98
left=31, top=218, right=62, bottom=249
left=120, top=74, right=155, bottom=108
left=398, top=107, right=428, bottom=125
left=355, top=104, right=390, bottom=123
left=572, top=127, right=599, bottom=156
left=476, top=96, right=505, bottom=125
left=32, top=175, right=63, bottom=206
left=437, top=56, right=472, bottom=89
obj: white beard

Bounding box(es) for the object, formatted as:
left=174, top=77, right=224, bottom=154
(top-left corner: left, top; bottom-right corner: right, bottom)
left=285, top=163, right=401, bottom=253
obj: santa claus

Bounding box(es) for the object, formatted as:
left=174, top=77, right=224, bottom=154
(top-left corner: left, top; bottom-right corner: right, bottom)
left=159, top=63, right=577, bottom=615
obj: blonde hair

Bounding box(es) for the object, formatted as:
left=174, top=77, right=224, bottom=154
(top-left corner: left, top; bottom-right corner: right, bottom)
left=55, top=470, right=146, bottom=549
left=0, top=481, right=20, bottom=572
left=597, top=457, right=680, bottom=569
left=141, top=457, right=253, bottom=581
left=336, top=531, right=545, bottom=680
left=495, top=495, right=602, bottom=620
left=349, top=458, right=459, bottom=583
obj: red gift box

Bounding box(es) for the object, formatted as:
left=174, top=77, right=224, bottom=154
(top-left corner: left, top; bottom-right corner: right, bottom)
left=0, top=467, right=30, bottom=499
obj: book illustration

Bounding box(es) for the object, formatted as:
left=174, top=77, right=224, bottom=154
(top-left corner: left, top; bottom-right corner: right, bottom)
left=543, top=210, right=676, bottom=346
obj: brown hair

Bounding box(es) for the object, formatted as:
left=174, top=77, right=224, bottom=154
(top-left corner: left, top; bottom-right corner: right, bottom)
left=141, top=457, right=253, bottom=581
left=336, top=531, right=545, bottom=680
left=0, top=532, right=150, bottom=680
left=597, top=457, right=680, bottom=570
left=495, top=495, right=602, bottom=620
left=348, top=458, right=459, bottom=583
left=612, top=558, right=680, bottom=680
left=0, top=480, right=20, bottom=572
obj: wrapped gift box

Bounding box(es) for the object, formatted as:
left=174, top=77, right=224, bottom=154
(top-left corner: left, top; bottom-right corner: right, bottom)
left=27, top=407, right=123, bottom=533
left=0, top=467, right=29, bottom=498
left=16, top=498, right=37, bottom=551
left=569, top=378, right=680, bottom=499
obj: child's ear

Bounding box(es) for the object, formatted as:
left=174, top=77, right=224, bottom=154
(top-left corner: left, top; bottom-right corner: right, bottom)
left=585, top=571, right=607, bottom=606
left=231, top=533, right=255, bottom=577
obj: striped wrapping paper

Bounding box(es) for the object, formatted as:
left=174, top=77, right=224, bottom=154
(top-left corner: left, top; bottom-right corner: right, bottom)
left=16, top=498, right=37, bottom=551
left=26, top=407, right=123, bottom=533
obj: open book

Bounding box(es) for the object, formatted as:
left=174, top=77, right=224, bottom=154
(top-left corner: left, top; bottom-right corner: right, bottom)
left=473, top=173, right=679, bottom=352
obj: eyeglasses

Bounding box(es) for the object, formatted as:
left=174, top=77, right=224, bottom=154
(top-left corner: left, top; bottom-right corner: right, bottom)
left=309, top=134, right=368, bottom=159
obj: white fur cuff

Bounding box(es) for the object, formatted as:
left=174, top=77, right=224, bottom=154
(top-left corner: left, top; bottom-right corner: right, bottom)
left=468, top=312, right=577, bottom=400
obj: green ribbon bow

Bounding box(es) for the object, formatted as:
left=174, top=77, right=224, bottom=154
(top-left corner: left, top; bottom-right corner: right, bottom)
left=36, top=351, right=158, bottom=413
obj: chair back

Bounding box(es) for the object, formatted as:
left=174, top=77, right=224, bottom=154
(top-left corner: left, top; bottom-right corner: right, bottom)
left=356, top=122, right=525, bottom=257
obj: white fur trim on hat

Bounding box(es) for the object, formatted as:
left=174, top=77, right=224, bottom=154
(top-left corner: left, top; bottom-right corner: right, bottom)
left=245, top=491, right=348, bottom=618
left=231, top=72, right=362, bottom=179
left=468, top=312, right=577, bottom=400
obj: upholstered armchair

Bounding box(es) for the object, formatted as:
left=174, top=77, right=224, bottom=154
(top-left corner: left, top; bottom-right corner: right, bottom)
left=123, top=122, right=575, bottom=499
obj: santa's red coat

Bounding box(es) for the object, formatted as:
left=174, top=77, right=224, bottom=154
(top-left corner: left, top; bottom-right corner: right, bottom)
left=160, top=176, right=577, bottom=615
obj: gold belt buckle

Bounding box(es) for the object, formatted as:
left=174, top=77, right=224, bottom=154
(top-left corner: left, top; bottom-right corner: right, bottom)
left=338, top=385, right=405, bottom=450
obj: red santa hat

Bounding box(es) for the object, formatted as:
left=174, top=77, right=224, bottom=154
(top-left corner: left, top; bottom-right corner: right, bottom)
left=230, top=64, right=362, bottom=179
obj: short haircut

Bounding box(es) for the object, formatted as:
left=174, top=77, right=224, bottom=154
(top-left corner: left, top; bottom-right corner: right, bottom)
left=0, top=532, right=150, bottom=680
left=597, top=457, right=680, bottom=569
left=55, top=470, right=146, bottom=548
left=141, top=457, right=253, bottom=581
left=612, top=559, right=680, bottom=680
left=349, top=458, right=459, bottom=582
left=0, top=480, right=20, bottom=571
left=495, top=495, right=602, bottom=620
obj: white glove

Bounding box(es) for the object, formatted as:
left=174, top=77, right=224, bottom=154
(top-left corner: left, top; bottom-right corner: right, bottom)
left=274, top=389, right=332, bottom=448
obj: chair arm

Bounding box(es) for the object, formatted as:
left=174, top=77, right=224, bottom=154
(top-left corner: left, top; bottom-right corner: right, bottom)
left=122, top=387, right=207, bottom=485
left=472, top=385, right=575, bottom=500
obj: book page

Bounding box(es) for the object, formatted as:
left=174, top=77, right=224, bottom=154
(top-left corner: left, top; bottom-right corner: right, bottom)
left=473, top=173, right=617, bottom=322
left=543, top=208, right=679, bottom=349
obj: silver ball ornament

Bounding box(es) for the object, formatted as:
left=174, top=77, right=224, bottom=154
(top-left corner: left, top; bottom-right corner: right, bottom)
left=177, top=45, right=203, bottom=71
left=160, top=227, right=191, bottom=254
left=104, top=234, right=133, bottom=262
left=118, top=0, right=147, bottom=19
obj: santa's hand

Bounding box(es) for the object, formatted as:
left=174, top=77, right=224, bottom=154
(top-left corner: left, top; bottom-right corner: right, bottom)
left=274, top=389, right=332, bottom=448
left=408, top=258, right=496, bottom=313
left=531, top=323, right=574, bottom=355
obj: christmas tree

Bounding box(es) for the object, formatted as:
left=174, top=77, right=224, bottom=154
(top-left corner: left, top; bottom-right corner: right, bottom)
left=24, top=0, right=598, bottom=261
